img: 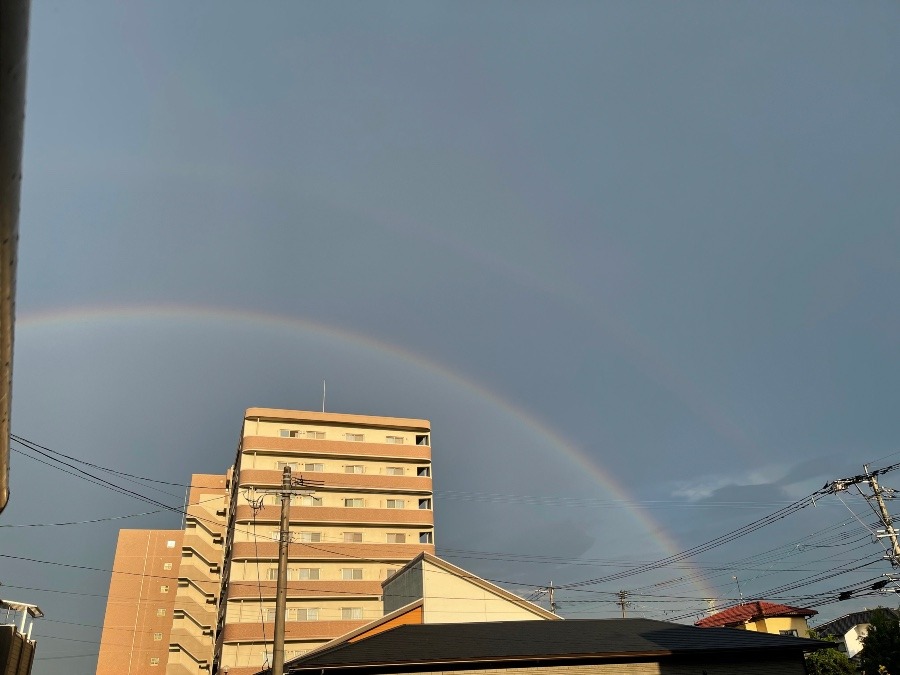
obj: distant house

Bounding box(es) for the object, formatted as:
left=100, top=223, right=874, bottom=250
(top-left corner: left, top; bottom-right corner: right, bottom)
left=297, top=552, right=558, bottom=655
left=257, top=618, right=831, bottom=675
left=814, top=608, right=900, bottom=659
left=695, top=601, right=817, bottom=637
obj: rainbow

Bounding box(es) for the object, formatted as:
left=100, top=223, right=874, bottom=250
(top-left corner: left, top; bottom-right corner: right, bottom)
left=16, top=303, right=718, bottom=600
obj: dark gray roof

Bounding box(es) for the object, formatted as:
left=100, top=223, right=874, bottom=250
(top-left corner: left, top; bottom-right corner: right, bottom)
left=815, top=608, right=900, bottom=637
left=278, top=618, right=830, bottom=673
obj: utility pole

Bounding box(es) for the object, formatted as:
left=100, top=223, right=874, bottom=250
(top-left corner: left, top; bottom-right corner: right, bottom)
left=826, top=462, right=900, bottom=567
left=548, top=581, right=557, bottom=614
left=867, top=466, right=900, bottom=566
left=617, top=590, right=628, bottom=618
left=253, top=467, right=323, bottom=675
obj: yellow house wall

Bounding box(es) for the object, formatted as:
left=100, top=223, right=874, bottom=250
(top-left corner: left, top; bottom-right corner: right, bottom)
left=741, top=616, right=810, bottom=638
left=420, top=559, right=548, bottom=623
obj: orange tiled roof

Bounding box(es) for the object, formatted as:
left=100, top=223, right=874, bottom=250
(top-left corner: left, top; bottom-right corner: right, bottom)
left=695, top=601, right=817, bottom=628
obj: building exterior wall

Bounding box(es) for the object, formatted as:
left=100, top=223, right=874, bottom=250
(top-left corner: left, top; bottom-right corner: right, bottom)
left=419, top=559, right=550, bottom=623
left=215, top=409, right=434, bottom=675
left=740, top=616, right=811, bottom=638
left=96, top=529, right=183, bottom=675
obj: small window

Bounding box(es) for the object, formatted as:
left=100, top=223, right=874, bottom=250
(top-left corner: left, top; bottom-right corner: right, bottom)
left=419, top=532, right=433, bottom=544
left=304, top=463, right=324, bottom=472
left=386, top=499, right=405, bottom=509
left=342, top=607, right=364, bottom=620
left=153, top=632, right=163, bottom=641
left=280, top=429, right=301, bottom=438
left=299, top=532, right=321, bottom=543
left=299, top=495, right=323, bottom=507
left=383, top=567, right=399, bottom=579
left=163, top=562, right=173, bottom=570
left=306, top=431, right=326, bottom=440
left=270, top=530, right=283, bottom=541
left=341, top=568, right=363, bottom=580
left=343, top=532, right=363, bottom=543
left=344, top=465, right=365, bottom=474
left=264, top=608, right=277, bottom=622
left=344, top=498, right=364, bottom=508
left=160, top=585, right=169, bottom=593
left=266, top=568, right=279, bottom=581
left=415, top=434, right=429, bottom=446
left=150, top=657, right=160, bottom=666
left=156, top=608, right=166, bottom=617
left=385, top=467, right=404, bottom=476
left=779, top=629, right=799, bottom=637
left=344, top=433, right=365, bottom=442
left=385, top=435, right=404, bottom=444
left=297, top=568, right=320, bottom=580
left=386, top=533, right=406, bottom=544
left=277, top=461, right=300, bottom=471
left=417, top=466, right=431, bottom=477
left=296, top=608, right=319, bottom=621
left=166, top=540, right=176, bottom=549
left=418, top=498, right=432, bottom=510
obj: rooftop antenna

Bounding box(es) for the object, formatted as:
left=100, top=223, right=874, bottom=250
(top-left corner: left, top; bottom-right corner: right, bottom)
left=322, top=378, right=326, bottom=413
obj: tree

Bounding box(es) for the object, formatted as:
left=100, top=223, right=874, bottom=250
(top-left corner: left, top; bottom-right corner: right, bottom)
left=805, top=629, right=856, bottom=675
left=860, top=609, right=900, bottom=675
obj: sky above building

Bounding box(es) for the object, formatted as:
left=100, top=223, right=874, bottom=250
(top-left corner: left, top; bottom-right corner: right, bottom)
left=4, top=2, right=900, bottom=673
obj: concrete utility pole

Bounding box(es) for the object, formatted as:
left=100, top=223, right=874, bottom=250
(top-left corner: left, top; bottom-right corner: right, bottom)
left=617, top=590, right=628, bottom=618
left=867, top=467, right=900, bottom=566
left=548, top=581, right=556, bottom=614
left=826, top=463, right=900, bottom=567
left=255, top=466, right=323, bottom=675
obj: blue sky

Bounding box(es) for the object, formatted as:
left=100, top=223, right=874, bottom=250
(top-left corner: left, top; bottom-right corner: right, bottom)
left=5, top=2, right=900, bottom=672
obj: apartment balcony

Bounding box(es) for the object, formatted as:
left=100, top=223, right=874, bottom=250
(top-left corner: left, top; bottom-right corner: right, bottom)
left=238, top=469, right=432, bottom=493
left=220, top=619, right=369, bottom=643
left=241, top=435, right=431, bottom=461
left=233, top=504, right=434, bottom=526
left=226, top=579, right=383, bottom=601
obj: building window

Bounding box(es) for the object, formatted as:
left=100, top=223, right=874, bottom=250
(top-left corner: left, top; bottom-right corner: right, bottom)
left=150, top=657, right=160, bottom=666
left=303, top=463, right=324, bottom=472
left=344, top=465, right=365, bottom=474
left=277, top=461, right=300, bottom=471
left=386, top=533, right=406, bottom=544
left=153, top=632, right=163, bottom=641
left=160, top=585, right=169, bottom=593
left=385, top=435, right=404, bottom=444
left=419, top=532, right=433, bottom=544
left=166, top=540, right=176, bottom=548
left=264, top=608, right=277, bottom=622
left=306, top=431, right=326, bottom=440
left=417, top=466, right=431, bottom=477
left=341, top=568, right=363, bottom=580
left=163, top=562, right=173, bottom=570
left=344, top=433, right=365, bottom=442
left=779, top=629, right=799, bottom=637
left=270, top=530, right=284, bottom=541
left=266, top=568, right=279, bottom=581
left=280, top=429, right=300, bottom=438
left=156, top=608, right=166, bottom=617
left=299, top=532, right=321, bottom=543
left=386, top=499, right=405, bottom=509
left=385, top=467, right=404, bottom=476
left=418, top=498, right=432, bottom=510
left=299, top=495, right=323, bottom=507
left=296, top=608, right=319, bottom=621
left=343, top=532, right=363, bottom=543
left=342, top=607, right=364, bottom=620
left=383, top=567, right=399, bottom=579
left=416, top=434, right=429, bottom=446
left=344, top=498, right=364, bottom=508
left=296, top=568, right=320, bottom=580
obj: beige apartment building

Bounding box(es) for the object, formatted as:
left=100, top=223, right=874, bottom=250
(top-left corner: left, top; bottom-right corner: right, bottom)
left=96, top=408, right=434, bottom=675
